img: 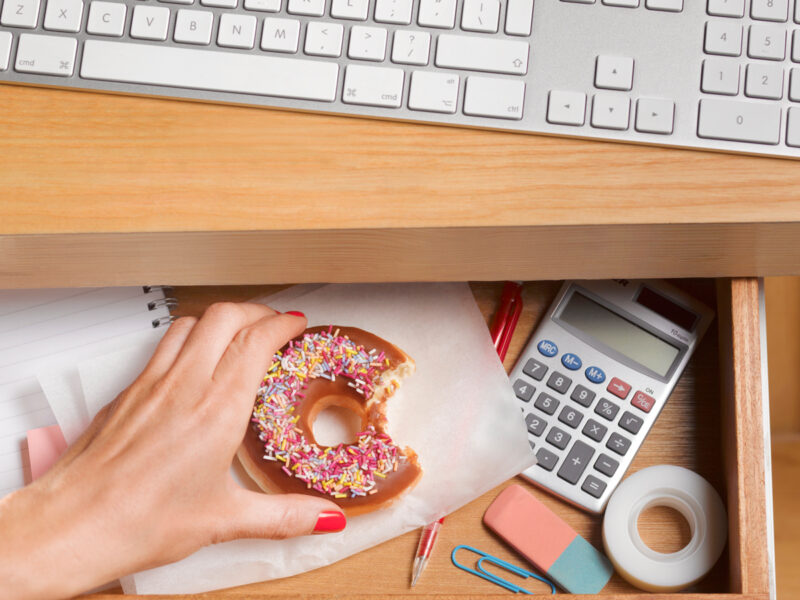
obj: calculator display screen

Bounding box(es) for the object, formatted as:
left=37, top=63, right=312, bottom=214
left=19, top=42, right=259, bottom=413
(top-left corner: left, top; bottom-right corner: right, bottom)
left=559, top=292, right=680, bottom=377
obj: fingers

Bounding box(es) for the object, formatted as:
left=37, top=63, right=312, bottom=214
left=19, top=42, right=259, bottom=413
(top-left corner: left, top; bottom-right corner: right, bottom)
left=138, top=316, right=197, bottom=382
left=213, top=489, right=345, bottom=543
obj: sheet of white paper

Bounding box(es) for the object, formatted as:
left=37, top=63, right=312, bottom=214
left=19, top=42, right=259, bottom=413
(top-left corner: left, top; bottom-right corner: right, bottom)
left=77, top=283, right=534, bottom=595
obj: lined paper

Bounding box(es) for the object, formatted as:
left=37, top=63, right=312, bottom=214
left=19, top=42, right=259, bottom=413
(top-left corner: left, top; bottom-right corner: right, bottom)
left=0, top=287, right=170, bottom=498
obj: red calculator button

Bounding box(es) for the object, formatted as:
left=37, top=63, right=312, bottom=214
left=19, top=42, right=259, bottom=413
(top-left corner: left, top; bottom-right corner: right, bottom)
left=632, top=391, right=655, bottom=413
left=607, top=377, right=631, bottom=399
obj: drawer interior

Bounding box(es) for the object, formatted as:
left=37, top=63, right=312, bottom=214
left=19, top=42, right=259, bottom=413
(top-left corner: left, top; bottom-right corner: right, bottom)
left=110, top=279, right=769, bottom=599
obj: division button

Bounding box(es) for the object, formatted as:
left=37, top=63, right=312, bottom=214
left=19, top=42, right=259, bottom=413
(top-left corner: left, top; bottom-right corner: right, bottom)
left=606, top=432, right=632, bottom=456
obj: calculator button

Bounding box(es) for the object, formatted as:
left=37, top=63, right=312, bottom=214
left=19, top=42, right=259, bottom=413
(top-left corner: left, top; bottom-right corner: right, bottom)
left=537, top=339, right=558, bottom=357
left=570, top=384, right=596, bottom=407
left=607, top=432, right=632, bottom=455
left=534, top=392, right=560, bottom=415
left=582, top=474, right=607, bottom=498
left=557, top=440, right=594, bottom=485
left=619, top=410, right=644, bottom=434
left=584, top=366, right=606, bottom=384
left=594, top=453, right=619, bottom=476
left=561, top=352, right=582, bottom=370
left=525, top=413, right=546, bottom=436
left=631, top=390, right=655, bottom=413
left=558, top=406, right=584, bottom=429
left=607, top=377, right=631, bottom=399
left=522, top=358, right=548, bottom=381
left=536, top=447, right=558, bottom=471
left=513, top=379, right=535, bottom=402
left=547, top=371, right=572, bottom=394
left=546, top=426, right=571, bottom=450
left=582, top=418, right=608, bottom=442
left=595, top=398, right=620, bottom=421
left=529, top=440, right=536, bottom=450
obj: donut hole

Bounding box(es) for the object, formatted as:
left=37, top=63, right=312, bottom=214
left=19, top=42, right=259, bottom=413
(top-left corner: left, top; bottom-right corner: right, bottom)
left=637, top=505, right=693, bottom=554
left=310, top=396, right=367, bottom=447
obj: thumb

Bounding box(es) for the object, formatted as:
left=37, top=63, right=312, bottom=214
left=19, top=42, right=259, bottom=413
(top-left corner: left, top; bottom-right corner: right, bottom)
left=216, top=490, right=346, bottom=542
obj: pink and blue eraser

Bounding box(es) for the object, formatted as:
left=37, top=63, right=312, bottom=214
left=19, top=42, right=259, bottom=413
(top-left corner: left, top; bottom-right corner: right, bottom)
left=483, top=484, right=614, bottom=594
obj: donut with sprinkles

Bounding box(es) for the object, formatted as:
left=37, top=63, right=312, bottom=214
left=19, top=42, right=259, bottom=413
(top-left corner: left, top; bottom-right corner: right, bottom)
left=237, top=325, right=422, bottom=516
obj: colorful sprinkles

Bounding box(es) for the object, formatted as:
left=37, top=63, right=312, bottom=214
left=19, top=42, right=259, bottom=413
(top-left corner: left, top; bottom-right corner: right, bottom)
left=251, top=327, right=405, bottom=499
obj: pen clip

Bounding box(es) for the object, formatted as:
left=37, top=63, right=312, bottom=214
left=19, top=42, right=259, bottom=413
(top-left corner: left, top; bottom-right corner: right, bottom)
left=451, top=545, right=556, bottom=595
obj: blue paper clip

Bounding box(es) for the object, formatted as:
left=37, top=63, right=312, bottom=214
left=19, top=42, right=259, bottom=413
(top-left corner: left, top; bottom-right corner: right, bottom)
left=451, top=545, right=557, bottom=595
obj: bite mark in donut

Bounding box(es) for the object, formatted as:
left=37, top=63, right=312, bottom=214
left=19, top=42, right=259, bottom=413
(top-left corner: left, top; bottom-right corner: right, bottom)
left=237, top=326, right=422, bottom=515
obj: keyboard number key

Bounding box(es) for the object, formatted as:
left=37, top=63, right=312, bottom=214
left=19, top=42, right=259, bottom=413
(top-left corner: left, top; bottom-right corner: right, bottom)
left=704, top=20, right=742, bottom=56
left=391, top=30, right=430, bottom=65
left=745, top=63, right=784, bottom=99
left=701, top=58, right=740, bottom=95
left=408, top=70, right=459, bottom=113
left=546, top=426, right=571, bottom=450
left=751, top=0, right=788, bottom=21
left=558, top=406, right=583, bottom=429
left=513, top=379, right=535, bottom=402
left=707, top=0, right=744, bottom=18
left=534, top=392, right=560, bottom=415
left=525, top=413, right=546, bottom=437
left=522, top=357, right=548, bottom=381
left=635, top=97, right=675, bottom=134
left=698, top=98, right=781, bottom=145
left=546, top=371, right=572, bottom=394
left=791, top=69, right=800, bottom=101
left=570, top=384, right=596, bottom=407
left=788, top=107, right=800, bottom=147
left=748, top=24, right=786, bottom=60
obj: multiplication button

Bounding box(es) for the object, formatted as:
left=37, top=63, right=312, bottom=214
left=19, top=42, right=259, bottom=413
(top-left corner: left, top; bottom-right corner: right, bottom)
left=582, top=418, right=608, bottom=442
left=522, top=357, right=548, bottom=381
left=606, top=432, right=631, bottom=456
left=513, top=379, right=535, bottom=402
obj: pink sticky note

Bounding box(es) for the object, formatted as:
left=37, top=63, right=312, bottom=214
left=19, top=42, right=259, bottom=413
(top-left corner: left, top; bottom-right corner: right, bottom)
left=27, top=425, right=67, bottom=481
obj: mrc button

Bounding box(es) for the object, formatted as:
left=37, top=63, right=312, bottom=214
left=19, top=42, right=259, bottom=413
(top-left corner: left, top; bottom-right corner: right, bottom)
left=585, top=366, right=606, bottom=384
left=561, top=353, right=582, bottom=370
left=537, top=339, right=558, bottom=357
left=632, top=390, right=656, bottom=413
left=607, top=377, right=631, bottom=399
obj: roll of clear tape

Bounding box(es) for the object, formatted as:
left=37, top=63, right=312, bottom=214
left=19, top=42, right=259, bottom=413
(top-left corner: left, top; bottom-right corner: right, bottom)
left=602, top=465, right=727, bottom=592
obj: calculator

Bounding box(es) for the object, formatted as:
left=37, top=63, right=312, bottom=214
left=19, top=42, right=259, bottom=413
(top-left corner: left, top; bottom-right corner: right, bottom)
left=510, top=280, right=714, bottom=513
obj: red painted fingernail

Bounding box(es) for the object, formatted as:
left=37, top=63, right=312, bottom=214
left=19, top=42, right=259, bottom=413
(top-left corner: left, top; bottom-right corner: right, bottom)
left=313, top=510, right=346, bottom=534
left=285, top=311, right=305, bottom=318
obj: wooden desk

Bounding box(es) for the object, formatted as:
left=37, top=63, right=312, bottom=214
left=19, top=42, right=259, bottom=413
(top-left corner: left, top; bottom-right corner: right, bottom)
left=2, top=85, right=800, bottom=288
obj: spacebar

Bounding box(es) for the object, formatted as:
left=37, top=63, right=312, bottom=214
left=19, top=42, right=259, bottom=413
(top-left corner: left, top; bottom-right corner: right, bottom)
left=80, top=40, right=339, bottom=102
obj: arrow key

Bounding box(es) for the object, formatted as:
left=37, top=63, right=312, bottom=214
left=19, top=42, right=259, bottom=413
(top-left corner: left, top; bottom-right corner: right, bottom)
left=547, top=90, right=586, bottom=126
left=635, top=97, right=675, bottom=134
left=591, top=93, right=630, bottom=130
left=595, top=55, right=634, bottom=90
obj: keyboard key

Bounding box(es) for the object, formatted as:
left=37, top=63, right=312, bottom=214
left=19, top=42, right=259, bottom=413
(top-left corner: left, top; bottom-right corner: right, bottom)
left=635, top=97, right=675, bottom=134
left=436, top=35, right=529, bottom=76
left=607, top=377, right=631, bottom=399
left=331, top=0, right=368, bottom=19
left=261, top=18, right=300, bottom=52
left=174, top=9, right=213, bottom=45
left=796, top=0, right=800, bottom=23
left=748, top=24, right=786, bottom=60
left=620, top=411, right=644, bottom=434
left=200, top=0, right=236, bottom=6
left=343, top=64, right=403, bottom=107
left=558, top=406, right=584, bottom=429
left=418, top=0, right=456, bottom=28
left=645, top=0, right=682, bottom=10
left=557, top=440, right=594, bottom=484
left=348, top=25, right=387, bottom=61
left=131, top=5, right=170, bottom=40
left=791, top=69, right=800, bottom=101
left=701, top=58, right=740, bottom=95
left=0, top=32, right=10, bottom=70
left=375, top=0, right=412, bottom=24
left=534, top=392, right=560, bottom=415
left=536, top=447, right=558, bottom=471
left=595, top=55, right=634, bottom=91
left=561, top=353, right=582, bottom=371
left=505, top=0, right=533, bottom=35
left=408, top=70, right=459, bottom=113
left=44, top=0, right=84, bottom=32
left=631, top=390, right=656, bottom=413
left=529, top=440, right=536, bottom=451
left=547, top=90, right=586, bottom=126
left=591, top=94, right=630, bottom=130
left=788, top=107, right=800, bottom=146
left=582, top=474, right=607, bottom=497
left=218, top=13, right=256, bottom=49
left=546, top=426, right=571, bottom=450
left=159, top=0, right=193, bottom=5
left=751, top=0, right=788, bottom=21
left=704, top=20, right=742, bottom=56
left=81, top=40, right=339, bottom=101
left=582, top=418, right=607, bottom=442
left=1, top=0, right=40, bottom=27
left=594, top=453, right=619, bottom=476
left=584, top=366, right=605, bottom=384
left=698, top=98, right=781, bottom=144
left=462, top=0, right=500, bottom=32
left=595, top=398, right=620, bottom=421
left=607, top=432, right=631, bottom=455
left=546, top=371, right=572, bottom=394
left=463, top=76, right=525, bottom=120
left=243, top=0, right=280, bottom=11
left=602, top=0, right=638, bottom=6
left=523, top=358, right=548, bottom=381
left=287, top=0, right=324, bottom=15
left=15, top=33, right=76, bottom=75
left=305, top=22, right=343, bottom=57
left=794, top=30, right=800, bottom=62
left=525, top=413, right=546, bottom=437
left=570, top=384, right=596, bottom=407
left=513, top=378, right=535, bottom=402
left=391, top=30, right=430, bottom=65
left=537, top=339, right=558, bottom=357
left=707, top=0, right=744, bottom=17
left=745, top=63, right=784, bottom=99
left=86, top=1, right=126, bottom=36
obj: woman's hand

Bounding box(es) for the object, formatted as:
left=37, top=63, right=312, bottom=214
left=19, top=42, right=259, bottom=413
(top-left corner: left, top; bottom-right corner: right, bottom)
left=0, top=303, right=345, bottom=600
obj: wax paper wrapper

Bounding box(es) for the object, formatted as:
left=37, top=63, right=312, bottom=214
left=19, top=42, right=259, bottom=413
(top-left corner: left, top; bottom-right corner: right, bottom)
left=76, top=282, right=535, bottom=594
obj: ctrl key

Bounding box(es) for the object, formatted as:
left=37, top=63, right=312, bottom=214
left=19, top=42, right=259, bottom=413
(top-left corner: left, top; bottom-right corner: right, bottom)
left=463, top=76, right=525, bottom=120
left=15, top=34, right=77, bottom=76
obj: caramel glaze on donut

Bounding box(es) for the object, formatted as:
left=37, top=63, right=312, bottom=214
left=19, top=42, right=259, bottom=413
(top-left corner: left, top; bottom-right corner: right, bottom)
left=237, top=326, right=423, bottom=516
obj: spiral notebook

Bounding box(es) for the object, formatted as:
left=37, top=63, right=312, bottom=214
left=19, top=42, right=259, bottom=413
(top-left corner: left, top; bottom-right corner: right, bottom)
left=0, top=286, right=175, bottom=499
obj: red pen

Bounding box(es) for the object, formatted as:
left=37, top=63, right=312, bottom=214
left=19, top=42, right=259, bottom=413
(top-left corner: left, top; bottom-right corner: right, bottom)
left=410, top=282, right=524, bottom=587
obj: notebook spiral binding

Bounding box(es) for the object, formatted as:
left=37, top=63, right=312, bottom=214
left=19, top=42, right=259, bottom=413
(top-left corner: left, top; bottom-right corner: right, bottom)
left=143, top=286, right=178, bottom=329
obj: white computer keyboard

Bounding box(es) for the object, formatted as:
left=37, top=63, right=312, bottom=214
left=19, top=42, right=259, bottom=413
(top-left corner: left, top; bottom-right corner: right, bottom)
left=0, top=0, right=798, bottom=158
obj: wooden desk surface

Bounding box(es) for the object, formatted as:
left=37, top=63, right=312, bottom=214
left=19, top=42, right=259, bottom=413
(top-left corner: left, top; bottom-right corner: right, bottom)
left=3, top=85, right=800, bottom=287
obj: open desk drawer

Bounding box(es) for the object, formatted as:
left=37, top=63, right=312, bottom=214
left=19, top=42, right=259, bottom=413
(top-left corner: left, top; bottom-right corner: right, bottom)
left=111, top=278, right=773, bottom=600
